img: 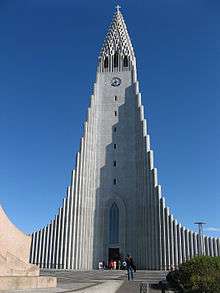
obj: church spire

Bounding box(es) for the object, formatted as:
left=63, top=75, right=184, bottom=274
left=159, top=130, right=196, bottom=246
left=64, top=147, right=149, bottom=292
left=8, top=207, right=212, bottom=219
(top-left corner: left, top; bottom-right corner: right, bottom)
left=98, top=6, right=136, bottom=72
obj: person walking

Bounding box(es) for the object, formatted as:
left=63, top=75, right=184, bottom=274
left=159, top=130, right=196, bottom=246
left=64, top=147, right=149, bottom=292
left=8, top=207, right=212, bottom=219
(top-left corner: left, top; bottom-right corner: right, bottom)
left=125, top=254, right=136, bottom=281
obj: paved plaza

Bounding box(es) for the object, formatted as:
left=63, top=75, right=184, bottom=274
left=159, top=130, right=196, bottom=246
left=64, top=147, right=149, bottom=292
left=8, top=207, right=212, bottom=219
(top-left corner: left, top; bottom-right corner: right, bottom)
left=1, top=270, right=168, bottom=293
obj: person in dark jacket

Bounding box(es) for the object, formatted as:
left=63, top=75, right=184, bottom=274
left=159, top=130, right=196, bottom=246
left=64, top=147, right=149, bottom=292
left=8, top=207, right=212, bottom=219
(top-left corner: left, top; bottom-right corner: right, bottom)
left=125, top=254, right=136, bottom=281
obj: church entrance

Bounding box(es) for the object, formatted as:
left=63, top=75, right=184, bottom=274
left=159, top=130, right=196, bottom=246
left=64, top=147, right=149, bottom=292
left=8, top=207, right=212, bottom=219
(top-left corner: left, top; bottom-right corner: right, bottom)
left=109, top=203, right=119, bottom=244
left=108, top=247, right=120, bottom=269
left=109, top=247, right=119, bottom=261
left=107, top=202, right=123, bottom=269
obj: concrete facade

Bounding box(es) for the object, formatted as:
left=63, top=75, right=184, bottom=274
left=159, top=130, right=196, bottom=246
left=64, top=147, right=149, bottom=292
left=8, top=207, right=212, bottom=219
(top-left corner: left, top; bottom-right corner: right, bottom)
left=30, top=8, right=220, bottom=271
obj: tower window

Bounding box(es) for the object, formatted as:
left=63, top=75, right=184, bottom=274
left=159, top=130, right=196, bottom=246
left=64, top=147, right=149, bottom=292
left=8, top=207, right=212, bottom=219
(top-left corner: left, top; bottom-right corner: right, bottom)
left=113, top=178, right=117, bottom=185
left=123, top=56, right=128, bottom=67
left=114, top=144, right=116, bottom=149
left=114, top=127, right=116, bottom=132
left=114, top=96, right=118, bottom=101
left=114, top=53, right=119, bottom=68
left=104, top=57, right=108, bottom=68
left=114, top=111, right=117, bottom=116
left=113, top=161, right=116, bottom=167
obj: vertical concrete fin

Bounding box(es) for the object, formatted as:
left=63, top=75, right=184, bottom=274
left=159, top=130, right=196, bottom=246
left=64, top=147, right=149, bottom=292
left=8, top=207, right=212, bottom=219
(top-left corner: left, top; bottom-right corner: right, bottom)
left=204, top=236, right=209, bottom=256
left=135, top=81, right=139, bottom=94
left=37, top=230, right=41, bottom=267
left=32, top=232, right=37, bottom=264
left=181, top=226, right=186, bottom=262
left=177, top=224, right=183, bottom=265
left=160, top=197, right=166, bottom=270
left=185, top=229, right=190, bottom=260
left=41, top=227, right=46, bottom=268
left=148, top=150, right=154, bottom=170
left=217, top=239, right=220, bottom=256
left=51, top=216, right=58, bottom=269
left=29, top=232, right=34, bottom=264
left=63, top=186, right=71, bottom=269
left=147, top=135, right=151, bottom=151
left=137, top=93, right=142, bottom=107
left=157, top=185, right=162, bottom=199
left=44, top=225, right=49, bottom=268
left=143, top=119, right=147, bottom=137
left=152, top=168, right=158, bottom=187
left=193, top=232, right=198, bottom=256
left=59, top=199, right=66, bottom=268
left=189, top=230, right=194, bottom=259
left=71, top=169, right=75, bottom=188
left=173, top=219, right=178, bottom=267
left=169, top=215, right=174, bottom=269
left=164, top=207, right=171, bottom=270
left=213, top=238, right=218, bottom=256
left=140, top=105, right=144, bottom=121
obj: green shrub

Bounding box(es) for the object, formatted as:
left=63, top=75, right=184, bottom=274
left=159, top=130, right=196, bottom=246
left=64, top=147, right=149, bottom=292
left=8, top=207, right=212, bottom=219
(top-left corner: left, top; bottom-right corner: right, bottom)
left=166, top=256, right=220, bottom=292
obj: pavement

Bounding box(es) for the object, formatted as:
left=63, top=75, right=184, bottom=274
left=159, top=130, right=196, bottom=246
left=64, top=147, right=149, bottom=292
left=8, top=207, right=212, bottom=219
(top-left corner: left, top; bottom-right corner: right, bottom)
left=1, top=270, right=168, bottom=293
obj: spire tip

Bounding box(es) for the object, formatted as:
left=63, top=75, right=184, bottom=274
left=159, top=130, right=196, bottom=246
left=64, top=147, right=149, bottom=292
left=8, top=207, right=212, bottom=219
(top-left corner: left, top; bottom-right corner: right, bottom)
left=116, top=4, right=121, bottom=13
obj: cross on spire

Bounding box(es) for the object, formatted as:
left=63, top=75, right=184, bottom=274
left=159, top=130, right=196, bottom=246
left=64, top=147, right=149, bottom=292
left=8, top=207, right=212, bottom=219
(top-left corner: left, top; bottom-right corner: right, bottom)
left=116, top=4, right=121, bottom=13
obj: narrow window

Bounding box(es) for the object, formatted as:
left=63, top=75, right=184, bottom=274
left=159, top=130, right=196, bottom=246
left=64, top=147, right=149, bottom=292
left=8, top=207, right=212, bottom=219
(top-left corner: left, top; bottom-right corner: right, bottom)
left=114, top=144, right=116, bottom=149
left=123, top=56, right=128, bottom=67
left=104, top=57, right=108, bottom=68
left=114, top=53, right=119, bottom=68
left=114, top=111, right=117, bottom=116
left=113, top=161, right=116, bottom=167
left=114, top=96, right=118, bottom=101
left=113, top=178, right=117, bottom=185
left=114, top=127, right=116, bottom=132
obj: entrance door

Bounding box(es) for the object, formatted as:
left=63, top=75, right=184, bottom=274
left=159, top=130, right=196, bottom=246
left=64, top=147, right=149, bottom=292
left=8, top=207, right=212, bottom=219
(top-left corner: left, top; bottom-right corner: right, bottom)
left=108, top=203, right=121, bottom=269
left=109, top=247, right=119, bottom=261
left=108, top=248, right=120, bottom=269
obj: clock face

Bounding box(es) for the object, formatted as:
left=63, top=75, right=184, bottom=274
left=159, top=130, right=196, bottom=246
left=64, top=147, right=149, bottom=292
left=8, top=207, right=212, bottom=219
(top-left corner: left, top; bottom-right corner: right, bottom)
left=111, top=77, right=121, bottom=87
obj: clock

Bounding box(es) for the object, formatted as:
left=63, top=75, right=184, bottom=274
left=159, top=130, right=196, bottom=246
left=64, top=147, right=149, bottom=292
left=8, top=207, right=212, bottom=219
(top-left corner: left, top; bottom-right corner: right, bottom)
left=111, top=77, right=121, bottom=87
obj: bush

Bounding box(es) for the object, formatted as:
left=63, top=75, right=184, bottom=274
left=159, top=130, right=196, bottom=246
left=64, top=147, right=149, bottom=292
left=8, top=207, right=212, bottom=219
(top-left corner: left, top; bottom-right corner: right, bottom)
left=166, top=256, right=220, bottom=292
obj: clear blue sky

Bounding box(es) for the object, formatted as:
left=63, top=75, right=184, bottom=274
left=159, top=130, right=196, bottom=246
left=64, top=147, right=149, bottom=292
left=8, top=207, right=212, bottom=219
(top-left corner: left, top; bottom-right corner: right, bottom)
left=0, top=0, right=219, bottom=237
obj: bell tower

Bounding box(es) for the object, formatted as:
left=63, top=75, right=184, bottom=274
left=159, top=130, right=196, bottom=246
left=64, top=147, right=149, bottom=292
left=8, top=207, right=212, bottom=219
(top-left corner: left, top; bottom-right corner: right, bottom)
left=98, top=5, right=136, bottom=74
left=92, top=6, right=149, bottom=268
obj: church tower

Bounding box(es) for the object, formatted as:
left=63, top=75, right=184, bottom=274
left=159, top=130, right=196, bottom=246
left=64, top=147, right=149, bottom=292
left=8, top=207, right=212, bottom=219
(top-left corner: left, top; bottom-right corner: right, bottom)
left=30, top=7, right=220, bottom=270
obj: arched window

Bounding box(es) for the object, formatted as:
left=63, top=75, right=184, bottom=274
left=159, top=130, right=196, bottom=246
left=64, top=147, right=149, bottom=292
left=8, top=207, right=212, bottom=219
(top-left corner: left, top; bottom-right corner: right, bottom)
left=104, top=57, right=108, bottom=68
left=123, top=56, right=128, bottom=67
left=114, top=53, right=119, bottom=68
left=109, top=203, right=119, bottom=244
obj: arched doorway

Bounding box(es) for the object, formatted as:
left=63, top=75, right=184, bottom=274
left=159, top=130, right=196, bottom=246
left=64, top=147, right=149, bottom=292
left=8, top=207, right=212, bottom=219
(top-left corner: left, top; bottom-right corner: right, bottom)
left=103, top=196, right=126, bottom=269
left=108, top=203, right=120, bottom=268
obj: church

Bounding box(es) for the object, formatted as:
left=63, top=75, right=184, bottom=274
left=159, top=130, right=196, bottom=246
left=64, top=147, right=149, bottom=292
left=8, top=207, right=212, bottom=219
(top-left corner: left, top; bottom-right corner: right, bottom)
left=30, top=7, right=220, bottom=270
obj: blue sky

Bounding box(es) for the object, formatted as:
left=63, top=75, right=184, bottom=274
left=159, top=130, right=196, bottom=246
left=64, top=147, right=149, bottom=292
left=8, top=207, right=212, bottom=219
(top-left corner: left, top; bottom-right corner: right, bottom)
left=0, top=0, right=219, bottom=237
